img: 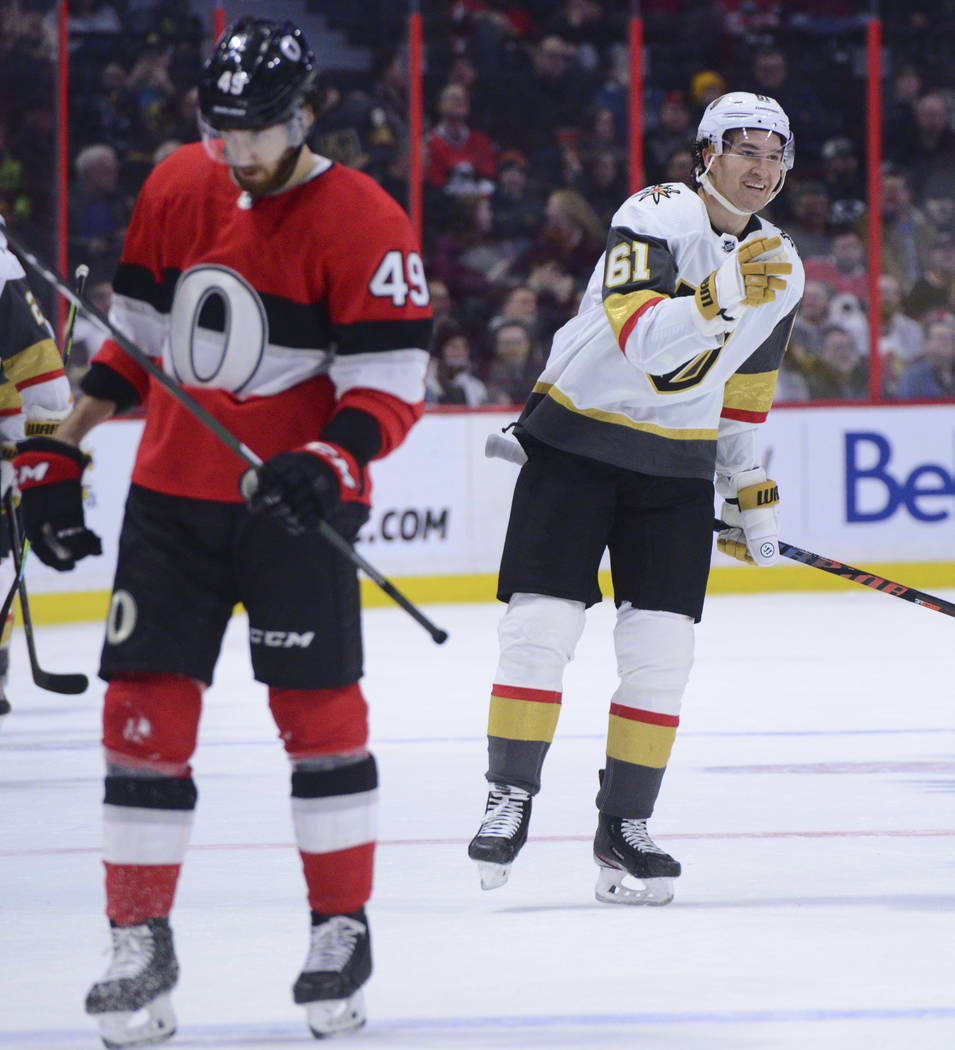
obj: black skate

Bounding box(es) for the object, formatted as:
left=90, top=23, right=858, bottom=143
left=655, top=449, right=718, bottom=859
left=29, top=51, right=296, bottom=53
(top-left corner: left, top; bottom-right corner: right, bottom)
left=85, top=917, right=178, bottom=1048
left=593, top=812, right=681, bottom=906
left=293, top=908, right=371, bottom=1038
left=0, top=696, right=10, bottom=721
left=467, top=782, right=532, bottom=890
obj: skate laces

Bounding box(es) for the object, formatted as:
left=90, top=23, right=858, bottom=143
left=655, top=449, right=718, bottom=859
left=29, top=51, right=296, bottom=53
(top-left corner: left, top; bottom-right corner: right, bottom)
left=101, top=924, right=154, bottom=981
left=619, top=818, right=668, bottom=855
left=478, top=784, right=529, bottom=839
left=303, top=916, right=365, bottom=974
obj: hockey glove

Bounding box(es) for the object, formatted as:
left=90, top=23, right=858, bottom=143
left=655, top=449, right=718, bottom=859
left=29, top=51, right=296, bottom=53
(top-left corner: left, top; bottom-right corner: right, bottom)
left=693, top=236, right=792, bottom=337
left=242, top=441, right=371, bottom=538
left=13, top=437, right=102, bottom=571
left=716, top=467, right=780, bottom=566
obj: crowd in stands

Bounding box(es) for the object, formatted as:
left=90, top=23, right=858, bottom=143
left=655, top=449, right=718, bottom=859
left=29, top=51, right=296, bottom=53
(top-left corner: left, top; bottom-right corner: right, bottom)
left=2, top=0, right=955, bottom=404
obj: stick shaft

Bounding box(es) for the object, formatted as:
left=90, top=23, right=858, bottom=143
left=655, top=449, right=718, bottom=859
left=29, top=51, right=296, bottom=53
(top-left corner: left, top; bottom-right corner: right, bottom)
left=3, top=226, right=449, bottom=643
left=714, top=519, right=955, bottom=619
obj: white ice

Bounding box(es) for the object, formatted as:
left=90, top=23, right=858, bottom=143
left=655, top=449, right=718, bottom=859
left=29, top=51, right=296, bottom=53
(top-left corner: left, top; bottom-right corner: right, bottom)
left=2, top=589, right=954, bottom=1050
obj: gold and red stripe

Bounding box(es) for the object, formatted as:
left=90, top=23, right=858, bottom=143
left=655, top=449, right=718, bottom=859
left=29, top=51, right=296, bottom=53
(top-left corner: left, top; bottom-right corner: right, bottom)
left=603, top=289, right=667, bottom=351
left=721, top=369, right=778, bottom=423
left=606, top=703, right=679, bottom=769
left=488, top=683, right=562, bottom=743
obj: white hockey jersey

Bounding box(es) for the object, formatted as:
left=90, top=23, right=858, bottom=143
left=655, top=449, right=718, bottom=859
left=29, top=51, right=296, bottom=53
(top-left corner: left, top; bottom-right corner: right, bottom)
left=518, top=182, right=804, bottom=481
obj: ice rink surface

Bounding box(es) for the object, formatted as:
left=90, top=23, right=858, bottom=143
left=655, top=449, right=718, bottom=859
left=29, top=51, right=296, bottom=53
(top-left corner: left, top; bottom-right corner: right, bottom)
left=2, top=589, right=954, bottom=1050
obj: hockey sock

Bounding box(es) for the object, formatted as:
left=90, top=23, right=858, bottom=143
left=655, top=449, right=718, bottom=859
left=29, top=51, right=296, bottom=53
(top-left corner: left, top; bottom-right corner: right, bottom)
left=291, top=755, right=377, bottom=915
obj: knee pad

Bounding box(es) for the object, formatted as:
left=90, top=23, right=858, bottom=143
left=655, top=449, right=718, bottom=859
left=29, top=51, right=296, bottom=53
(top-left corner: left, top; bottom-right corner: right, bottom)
left=612, top=605, right=694, bottom=717
left=269, top=682, right=368, bottom=759
left=495, top=592, right=586, bottom=691
left=102, top=673, right=204, bottom=774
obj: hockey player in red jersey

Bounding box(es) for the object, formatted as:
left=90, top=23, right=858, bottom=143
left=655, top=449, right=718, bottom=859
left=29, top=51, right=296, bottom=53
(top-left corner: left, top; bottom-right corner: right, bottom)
left=468, top=93, right=803, bottom=905
left=13, top=18, right=431, bottom=1047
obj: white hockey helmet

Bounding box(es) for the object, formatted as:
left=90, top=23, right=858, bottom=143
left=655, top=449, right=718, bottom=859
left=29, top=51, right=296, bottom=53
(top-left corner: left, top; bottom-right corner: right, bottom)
left=695, top=91, right=794, bottom=214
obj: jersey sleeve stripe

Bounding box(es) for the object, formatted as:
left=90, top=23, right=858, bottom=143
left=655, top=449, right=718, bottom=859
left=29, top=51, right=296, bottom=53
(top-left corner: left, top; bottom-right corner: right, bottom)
left=722, top=369, right=778, bottom=421
left=605, top=291, right=667, bottom=349
left=5, top=340, right=64, bottom=386
left=15, top=366, right=66, bottom=391
left=332, top=318, right=433, bottom=355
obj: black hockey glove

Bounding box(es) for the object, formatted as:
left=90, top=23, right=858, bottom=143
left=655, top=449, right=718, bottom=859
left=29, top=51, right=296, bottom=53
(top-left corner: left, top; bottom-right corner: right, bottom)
left=241, top=441, right=371, bottom=538
left=13, top=437, right=103, bottom=571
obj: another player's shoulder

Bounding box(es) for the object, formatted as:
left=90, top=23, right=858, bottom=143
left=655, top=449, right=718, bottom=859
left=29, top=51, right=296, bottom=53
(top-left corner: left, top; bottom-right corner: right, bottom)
left=611, top=182, right=707, bottom=240
left=140, top=142, right=211, bottom=200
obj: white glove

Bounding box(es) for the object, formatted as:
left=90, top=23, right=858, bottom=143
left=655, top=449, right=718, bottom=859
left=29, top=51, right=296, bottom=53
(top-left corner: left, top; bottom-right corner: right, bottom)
left=692, top=235, right=793, bottom=337
left=716, top=467, right=780, bottom=566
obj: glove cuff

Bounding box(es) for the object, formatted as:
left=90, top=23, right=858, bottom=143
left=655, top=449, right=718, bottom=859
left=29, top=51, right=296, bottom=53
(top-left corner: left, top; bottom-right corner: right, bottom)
left=299, top=441, right=367, bottom=503
left=14, top=438, right=90, bottom=488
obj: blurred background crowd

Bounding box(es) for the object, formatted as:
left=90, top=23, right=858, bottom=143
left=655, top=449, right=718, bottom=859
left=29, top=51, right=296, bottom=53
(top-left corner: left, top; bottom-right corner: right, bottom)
left=2, top=0, right=955, bottom=406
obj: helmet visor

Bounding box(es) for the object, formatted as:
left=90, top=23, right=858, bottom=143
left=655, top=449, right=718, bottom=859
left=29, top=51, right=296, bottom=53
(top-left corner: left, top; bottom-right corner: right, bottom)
left=198, top=111, right=307, bottom=167
left=720, top=127, right=794, bottom=170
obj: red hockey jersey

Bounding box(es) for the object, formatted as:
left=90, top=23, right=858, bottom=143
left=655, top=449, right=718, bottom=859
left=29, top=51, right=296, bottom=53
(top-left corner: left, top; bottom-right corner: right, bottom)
left=88, top=144, right=432, bottom=501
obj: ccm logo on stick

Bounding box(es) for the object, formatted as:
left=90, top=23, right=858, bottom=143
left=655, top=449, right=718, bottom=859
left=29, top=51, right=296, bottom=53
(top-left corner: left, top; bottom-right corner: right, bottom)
left=845, top=432, right=955, bottom=523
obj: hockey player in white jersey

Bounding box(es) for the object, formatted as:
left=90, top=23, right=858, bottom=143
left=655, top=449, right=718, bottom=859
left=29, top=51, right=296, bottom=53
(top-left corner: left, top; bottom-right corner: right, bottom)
left=469, top=92, right=804, bottom=904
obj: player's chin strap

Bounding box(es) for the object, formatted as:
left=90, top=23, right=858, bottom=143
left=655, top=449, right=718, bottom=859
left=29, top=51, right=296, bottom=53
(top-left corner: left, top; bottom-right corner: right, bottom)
left=698, top=154, right=787, bottom=217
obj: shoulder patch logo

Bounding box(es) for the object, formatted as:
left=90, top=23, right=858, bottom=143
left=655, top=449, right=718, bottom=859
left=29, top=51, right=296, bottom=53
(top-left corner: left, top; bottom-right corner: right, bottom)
left=636, top=184, right=681, bottom=204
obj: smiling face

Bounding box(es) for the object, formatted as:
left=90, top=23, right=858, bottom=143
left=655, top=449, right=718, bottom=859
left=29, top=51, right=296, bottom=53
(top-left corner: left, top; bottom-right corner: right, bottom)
left=704, top=127, right=786, bottom=214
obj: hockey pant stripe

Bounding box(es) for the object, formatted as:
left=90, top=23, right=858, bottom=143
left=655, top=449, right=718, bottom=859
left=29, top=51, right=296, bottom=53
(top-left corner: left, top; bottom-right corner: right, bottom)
left=292, top=755, right=377, bottom=915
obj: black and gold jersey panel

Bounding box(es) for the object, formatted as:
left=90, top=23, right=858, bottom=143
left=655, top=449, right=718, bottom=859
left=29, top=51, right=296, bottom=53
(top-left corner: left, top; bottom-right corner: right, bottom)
left=602, top=227, right=677, bottom=348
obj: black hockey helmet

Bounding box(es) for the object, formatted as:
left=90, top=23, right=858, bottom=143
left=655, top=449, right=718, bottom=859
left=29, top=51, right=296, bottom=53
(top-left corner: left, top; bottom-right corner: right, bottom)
left=197, top=17, right=317, bottom=133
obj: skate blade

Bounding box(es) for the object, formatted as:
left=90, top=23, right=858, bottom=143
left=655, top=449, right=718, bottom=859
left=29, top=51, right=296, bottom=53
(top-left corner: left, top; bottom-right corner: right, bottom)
left=305, top=988, right=366, bottom=1038
left=94, top=994, right=176, bottom=1048
left=475, top=860, right=511, bottom=890
left=594, top=865, right=674, bottom=906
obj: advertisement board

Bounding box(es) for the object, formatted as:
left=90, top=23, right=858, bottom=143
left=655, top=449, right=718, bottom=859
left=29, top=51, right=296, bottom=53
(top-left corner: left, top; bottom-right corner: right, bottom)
left=22, top=404, right=955, bottom=618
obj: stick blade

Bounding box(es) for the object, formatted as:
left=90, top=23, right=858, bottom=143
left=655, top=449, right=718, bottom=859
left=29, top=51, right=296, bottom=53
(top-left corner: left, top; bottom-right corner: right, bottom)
left=33, top=671, right=89, bottom=695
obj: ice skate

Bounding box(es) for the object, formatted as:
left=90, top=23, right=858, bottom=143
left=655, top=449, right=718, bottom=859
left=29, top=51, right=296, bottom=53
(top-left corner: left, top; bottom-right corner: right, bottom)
left=85, top=917, right=178, bottom=1048
left=467, top=782, right=532, bottom=889
left=293, top=909, right=371, bottom=1038
left=593, top=812, right=681, bottom=906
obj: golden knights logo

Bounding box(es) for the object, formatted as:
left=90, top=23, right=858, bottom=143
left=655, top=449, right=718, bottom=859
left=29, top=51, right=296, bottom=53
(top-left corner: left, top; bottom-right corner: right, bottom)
left=636, top=184, right=681, bottom=204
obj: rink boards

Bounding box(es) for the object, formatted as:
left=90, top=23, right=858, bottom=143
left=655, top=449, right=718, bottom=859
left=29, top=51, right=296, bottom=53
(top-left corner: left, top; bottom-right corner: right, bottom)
left=21, top=402, right=955, bottom=622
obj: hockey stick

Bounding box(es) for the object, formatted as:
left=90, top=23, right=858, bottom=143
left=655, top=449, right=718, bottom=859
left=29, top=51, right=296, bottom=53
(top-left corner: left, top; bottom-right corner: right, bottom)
left=713, top=519, right=955, bottom=619
left=2, top=489, right=89, bottom=693
left=2, top=225, right=449, bottom=645
left=0, top=264, right=89, bottom=628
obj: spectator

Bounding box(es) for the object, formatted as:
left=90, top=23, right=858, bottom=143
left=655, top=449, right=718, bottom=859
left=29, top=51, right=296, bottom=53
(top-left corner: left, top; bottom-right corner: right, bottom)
left=880, top=164, right=932, bottom=293
left=878, top=273, right=924, bottom=396
left=0, top=118, right=32, bottom=225
left=499, top=35, right=596, bottom=166
left=312, top=81, right=398, bottom=181
left=897, top=318, right=955, bottom=399
left=423, top=83, right=496, bottom=196
left=786, top=180, right=833, bottom=259
left=883, top=62, right=922, bottom=145
left=904, top=235, right=955, bottom=319
left=643, top=90, right=695, bottom=184
left=429, top=193, right=516, bottom=305
left=517, top=188, right=606, bottom=291
left=922, top=183, right=955, bottom=242
left=804, top=229, right=868, bottom=304
left=68, top=142, right=128, bottom=277
left=789, top=279, right=833, bottom=360
left=488, top=284, right=556, bottom=345
left=427, top=279, right=455, bottom=328
left=543, top=0, right=619, bottom=73
left=490, top=150, right=545, bottom=250
left=819, top=137, right=866, bottom=226
left=689, top=69, right=727, bottom=115
left=806, top=324, right=869, bottom=400
left=746, top=48, right=832, bottom=160
left=425, top=323, right=489, bottom=406
left=484, top=321, right=545, bottom=405
left=573, top=148, right=628, bottom=227
left=663, top=146, right=694, bottom=188
left=890, top=91, right=955, bottom=200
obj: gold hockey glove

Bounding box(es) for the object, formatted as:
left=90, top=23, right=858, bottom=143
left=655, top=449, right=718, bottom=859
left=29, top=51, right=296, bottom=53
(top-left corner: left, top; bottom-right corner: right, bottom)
left=716, top=467, right=780, bottom=566
left=693, top=236, right=793, bottom=336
